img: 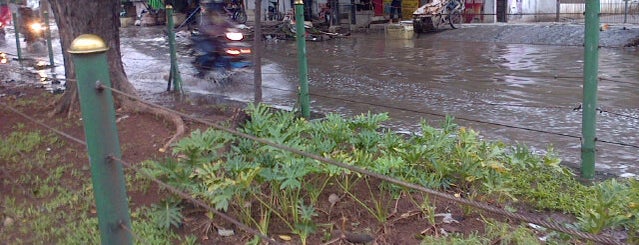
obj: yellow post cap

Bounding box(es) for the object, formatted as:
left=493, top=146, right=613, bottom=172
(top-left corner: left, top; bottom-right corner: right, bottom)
left=294, top=0, right=304, bottom=4
left=68, top=34, right=109, bottom=54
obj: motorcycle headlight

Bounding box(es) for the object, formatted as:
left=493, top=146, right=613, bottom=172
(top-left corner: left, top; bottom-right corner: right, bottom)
left=0, top=52, right=8, bottom=64
left=225, top=32, right=244, bottom=41
left=29, top=22, right=45, bottom=33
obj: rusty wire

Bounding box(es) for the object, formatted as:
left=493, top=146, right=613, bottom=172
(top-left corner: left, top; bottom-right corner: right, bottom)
left=109, top=156, right=282, bottom=245
left=119, top=222, right=150, bottom=245
left=104, top=84, right=623, bottom=245
left=1, top=101, right=86, bottom=146
left=1, top=101, right=282, bottom=244
left=224, top=79, right=639, bottom=149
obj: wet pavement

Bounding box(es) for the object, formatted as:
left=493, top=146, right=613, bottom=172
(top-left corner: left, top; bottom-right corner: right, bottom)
left=1, top=22, right=638, bottom=177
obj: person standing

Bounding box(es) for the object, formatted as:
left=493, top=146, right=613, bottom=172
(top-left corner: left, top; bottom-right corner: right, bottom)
left=389, top=0, right=401, bottom=23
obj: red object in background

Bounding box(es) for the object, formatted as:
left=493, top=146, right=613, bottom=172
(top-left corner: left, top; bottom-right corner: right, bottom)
left=373, top=0, right=383, bottom=16
left=464, top=0, right=483, bottom=23
left=0, top=5, right=11, bottom=26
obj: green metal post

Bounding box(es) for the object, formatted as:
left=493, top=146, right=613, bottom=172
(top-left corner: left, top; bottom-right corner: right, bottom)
left=12, top=12, right=21, bottom=61
left=69, top=34, right=133, bottom=245
left=581, top=0, right=600, bottom=180
left=166, top=5, right=183, bottom=93
left=44, top=11, right=55, bottom=67
left=294, top=0, right=311, bottom=118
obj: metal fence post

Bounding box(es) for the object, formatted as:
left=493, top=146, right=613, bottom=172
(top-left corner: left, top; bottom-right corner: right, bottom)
left=69, top=34, right=133, bottom=245
left=166, top=5, right=183, bottom=93
left=624, top=0, right=629, bottom=24
left=43, top=11, right=55, bottom=67
left=581, top=0, right=600, bottom=181
left=556, top=0, right=560, bottom=22
left=295, top=0, right=311, bottom=119
left=12, top=12, right=22, bottom=61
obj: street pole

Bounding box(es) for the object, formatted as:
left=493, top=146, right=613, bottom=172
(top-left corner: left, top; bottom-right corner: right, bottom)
left=556, top=0, right=560, bottom=22
left=294, top=0, right=310, bottom=118
left=12, top=12, right=22, bottom=61
left=166, top=5, right=183, bottom=93
left=43, top=11, right=54, bottom=67
left=69, top=34, right=133, bottom=245
left=254, top=0, right=263, bottom=103
left=581, top=0, right=600, bottom=181
left=624, top=0, right=629, bottom=24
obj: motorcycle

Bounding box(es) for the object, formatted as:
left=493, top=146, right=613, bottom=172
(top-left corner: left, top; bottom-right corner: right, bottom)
left=225, top=0, right=247, bottom=24
left=190, top=25, right=252, bottom=83
left=267, top=0, right=283, bottom=21
left=17, top=6, right=46, bottom=49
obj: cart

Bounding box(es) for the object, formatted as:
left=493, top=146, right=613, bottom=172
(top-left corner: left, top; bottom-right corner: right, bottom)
left=412, top=0, right=464, bottom=33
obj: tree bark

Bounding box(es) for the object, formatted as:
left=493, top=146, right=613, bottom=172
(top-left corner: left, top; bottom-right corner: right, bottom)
left=49, top=0, right=184, bottom=150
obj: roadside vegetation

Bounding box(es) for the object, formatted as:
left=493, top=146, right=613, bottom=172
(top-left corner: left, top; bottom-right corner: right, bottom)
left=2, top=100, right=638, bottom=244
left=141, top=104, right=639, bottom=244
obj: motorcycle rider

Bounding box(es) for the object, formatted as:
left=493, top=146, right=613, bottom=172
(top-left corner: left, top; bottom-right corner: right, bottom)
left=193, top=0, right=233, bottom=77
left=18, top=4, right=38, bottom=43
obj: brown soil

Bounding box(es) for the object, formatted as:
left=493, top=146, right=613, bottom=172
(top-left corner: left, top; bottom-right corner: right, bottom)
left=2, top=84, right=571, bottom=244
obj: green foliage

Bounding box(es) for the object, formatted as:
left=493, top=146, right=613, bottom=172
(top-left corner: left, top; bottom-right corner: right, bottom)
left=576, top=179, right=639, bottom=234
left=420, top=220, right=542, bottom=244
left=145, top=103, right=639, bottom=242
left=150, top=199, right=184, bottom=230
left=0, top=130, right=56, bottom=163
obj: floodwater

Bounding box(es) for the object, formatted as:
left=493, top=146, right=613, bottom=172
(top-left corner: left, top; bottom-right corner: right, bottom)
left=2, top=25, right=638, bottom=177
left=184, top=31, right=639, bottom=177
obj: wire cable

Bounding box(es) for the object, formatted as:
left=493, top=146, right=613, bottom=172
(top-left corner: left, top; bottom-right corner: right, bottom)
left=0, top=102, right=86, bottom=146
left=194, top=79, right=639, bottom=149
left=1, top=85, right=625, bottom=244
left=1, top=101, right=282, bottom=244
left=110, top=156, right=282, bottom=245
left=103, top=84, right=622, bottom=244
left=120, top=222, right=151, bottom=245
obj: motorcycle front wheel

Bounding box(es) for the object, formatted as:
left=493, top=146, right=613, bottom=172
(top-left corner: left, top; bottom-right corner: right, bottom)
left=448, top=9, right=462, bottom=29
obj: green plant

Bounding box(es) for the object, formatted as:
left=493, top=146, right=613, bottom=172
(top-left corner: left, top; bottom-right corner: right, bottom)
left=293, top=201, right=318, bottom=245
left=576, top=179, right=637, bottom=234
left=141, top=104, right=639, bottom=243
left=150, top=199, right=184, bottom=230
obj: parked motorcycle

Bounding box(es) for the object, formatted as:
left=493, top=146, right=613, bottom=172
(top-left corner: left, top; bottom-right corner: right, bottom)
left=190, top=25, right=251, bottom=82
left=267, top=0, right=283, bottom=21
left=225, top=0, right=247, bottom=24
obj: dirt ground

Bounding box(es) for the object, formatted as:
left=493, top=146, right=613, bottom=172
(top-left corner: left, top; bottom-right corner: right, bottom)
left=4, top=21, right=629, bottom=243
left=1, top=76, right=565, bottom=244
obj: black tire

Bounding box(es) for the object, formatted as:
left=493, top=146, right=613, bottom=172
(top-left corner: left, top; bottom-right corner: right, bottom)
left=448, top=10, right=462, bottom=29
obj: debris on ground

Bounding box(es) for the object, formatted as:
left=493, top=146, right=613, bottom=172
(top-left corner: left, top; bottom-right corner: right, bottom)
left=258, top=20, right=350, bottom=41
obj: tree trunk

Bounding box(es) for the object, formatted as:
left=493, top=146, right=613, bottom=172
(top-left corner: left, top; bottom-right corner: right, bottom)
left=49, top=0, right=135, bottom=112
left=49, top=0, right=184, bottom=150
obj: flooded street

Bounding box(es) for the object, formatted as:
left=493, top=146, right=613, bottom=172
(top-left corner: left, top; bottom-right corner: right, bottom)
left=203, top=31, right=639, bottom=177
left=2, top=24, right=638, bottom=177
